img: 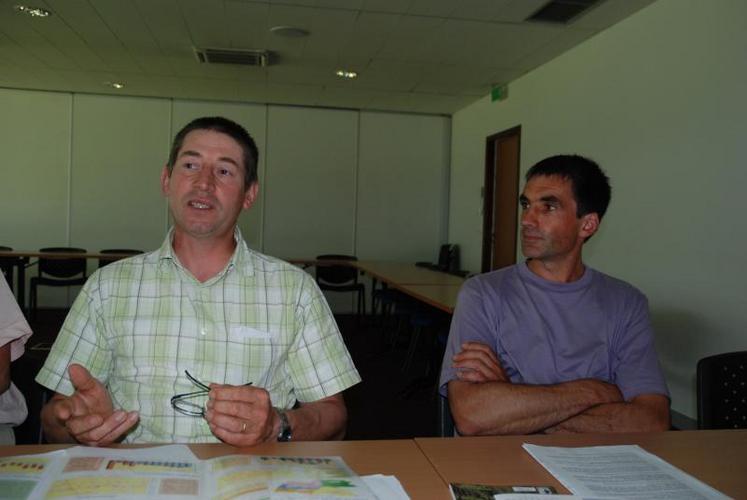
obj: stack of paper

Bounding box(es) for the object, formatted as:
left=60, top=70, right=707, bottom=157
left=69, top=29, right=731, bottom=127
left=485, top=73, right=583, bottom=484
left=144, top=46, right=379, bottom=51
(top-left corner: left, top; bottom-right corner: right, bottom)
left=522, top=443, right=729, bottom=500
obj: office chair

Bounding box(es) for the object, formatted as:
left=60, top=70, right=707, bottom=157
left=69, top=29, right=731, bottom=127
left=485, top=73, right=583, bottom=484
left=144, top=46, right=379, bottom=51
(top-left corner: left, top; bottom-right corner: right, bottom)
left=438, top=394, right=456, bottom=437
left=98, top=248, right=143, bottom=268
left=29, top=247, right=87, bottom=318
left=315, top=255, right=365, bottom=316
left=0, top=246, right=15, bottom=284
left=696, top=351, right=747, bottom=429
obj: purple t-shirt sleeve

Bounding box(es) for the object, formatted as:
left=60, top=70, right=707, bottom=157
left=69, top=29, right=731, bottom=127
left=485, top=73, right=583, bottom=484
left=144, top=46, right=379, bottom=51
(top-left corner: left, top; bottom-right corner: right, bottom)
left=439, top=278, right=494, bottom=396
left=610, top=291, right=669, bottom=401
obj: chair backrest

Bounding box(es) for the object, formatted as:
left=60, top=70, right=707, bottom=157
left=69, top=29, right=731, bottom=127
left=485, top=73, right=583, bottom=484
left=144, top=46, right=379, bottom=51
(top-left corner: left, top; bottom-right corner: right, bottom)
left=437, top=395, right=456, bottom=437
left=697, top=351, right=747, bottom=429
left=437, top=244, right=460, bottom=273
left=0, top=246, right=14, bottom=282
left=38, top=247, right=87, bottom=279
left=98, top=248, right=143, bottom=268
left=315, top=255, right=358, bottom=285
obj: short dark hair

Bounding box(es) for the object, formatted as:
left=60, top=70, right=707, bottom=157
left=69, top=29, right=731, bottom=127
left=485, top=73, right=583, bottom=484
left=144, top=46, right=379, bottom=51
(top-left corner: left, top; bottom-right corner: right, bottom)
left=167, top=116, right=259, bottom=189
left=526, top=155, right=611, bottom=220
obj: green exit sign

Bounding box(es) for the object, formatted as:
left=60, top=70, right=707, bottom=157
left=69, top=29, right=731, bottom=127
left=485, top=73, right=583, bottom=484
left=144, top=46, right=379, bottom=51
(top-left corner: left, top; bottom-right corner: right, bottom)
left=491, top=85, right=508, bottom=102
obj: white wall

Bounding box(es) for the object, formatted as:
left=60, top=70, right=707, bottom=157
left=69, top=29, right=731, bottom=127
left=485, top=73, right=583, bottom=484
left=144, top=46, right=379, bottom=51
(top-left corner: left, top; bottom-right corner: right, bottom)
left=357, top=112, right=451, bottom=262
left=0, top=91, right=450, bottom=313
left=447, top=0, right=747, bottom=419
left=263, top=106, right=359, bottom=259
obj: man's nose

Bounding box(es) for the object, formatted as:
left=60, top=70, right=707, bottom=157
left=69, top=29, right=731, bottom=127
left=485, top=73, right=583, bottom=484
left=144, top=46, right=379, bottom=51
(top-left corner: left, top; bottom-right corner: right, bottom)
left=521, top=208, right=537, bottom=227
left=194, top=166, right=215, bottom=190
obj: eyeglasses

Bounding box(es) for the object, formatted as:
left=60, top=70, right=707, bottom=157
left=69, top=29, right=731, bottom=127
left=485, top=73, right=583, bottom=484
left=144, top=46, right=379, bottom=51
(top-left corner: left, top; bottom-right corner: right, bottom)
left=170, top=370, right=253, bottom=418
left=171, top=370, right=211, bottom=417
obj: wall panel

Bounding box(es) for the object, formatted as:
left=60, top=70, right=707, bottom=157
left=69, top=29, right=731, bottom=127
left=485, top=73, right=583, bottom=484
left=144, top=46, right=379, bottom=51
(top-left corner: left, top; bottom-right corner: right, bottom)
left=0, top=89, right=72, bottom=307
left=357, top=112, right=450, bottom=263
left=70, top=94, right=171, bottom=260
left=263, top=106, right=358, bottom=259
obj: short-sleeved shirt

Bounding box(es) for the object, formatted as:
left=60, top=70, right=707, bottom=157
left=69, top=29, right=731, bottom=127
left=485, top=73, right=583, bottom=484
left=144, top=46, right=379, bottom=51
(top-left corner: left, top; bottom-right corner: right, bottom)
left=439, top=262, right=669, bottom=401
left=0, top=273, right=32, bottom=427
left=36, top=229, right=361, bottom=443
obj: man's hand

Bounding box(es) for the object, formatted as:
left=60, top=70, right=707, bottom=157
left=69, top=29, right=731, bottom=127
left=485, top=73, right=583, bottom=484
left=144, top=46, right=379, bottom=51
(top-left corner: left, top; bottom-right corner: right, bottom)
left=452, top=342, right=508, bottom=383
left=48, top=364, right=139, bottom=446
left=206, top=384, right=278, bottom=446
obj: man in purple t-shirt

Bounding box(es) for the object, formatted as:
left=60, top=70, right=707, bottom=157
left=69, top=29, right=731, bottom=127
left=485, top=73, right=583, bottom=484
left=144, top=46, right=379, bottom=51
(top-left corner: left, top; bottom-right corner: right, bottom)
left=439, top=155, right=670, bottom=435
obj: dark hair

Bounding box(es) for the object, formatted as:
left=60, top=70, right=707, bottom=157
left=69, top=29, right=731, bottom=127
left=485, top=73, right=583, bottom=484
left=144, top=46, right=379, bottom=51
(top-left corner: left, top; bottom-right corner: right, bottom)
left=167, top=116, right=258, bottom=189
left=526, top=155, right=611, bottom=220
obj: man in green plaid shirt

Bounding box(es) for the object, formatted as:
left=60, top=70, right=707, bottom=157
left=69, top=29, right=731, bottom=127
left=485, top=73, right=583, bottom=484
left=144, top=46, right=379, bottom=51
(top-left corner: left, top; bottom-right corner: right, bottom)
left=36, top=117, right=361, bottom=445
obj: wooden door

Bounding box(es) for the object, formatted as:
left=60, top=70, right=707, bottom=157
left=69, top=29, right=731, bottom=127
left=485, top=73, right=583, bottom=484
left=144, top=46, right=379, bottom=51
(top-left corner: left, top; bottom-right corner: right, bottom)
left=481, top=126, right=521, bottom=273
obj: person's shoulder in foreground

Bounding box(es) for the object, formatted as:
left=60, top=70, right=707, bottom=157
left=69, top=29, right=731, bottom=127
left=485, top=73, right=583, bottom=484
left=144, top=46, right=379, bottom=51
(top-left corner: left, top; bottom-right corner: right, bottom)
left=440, top=154, right=670, bottom=436
left=36, top=116, right=360, bottom=446
left=0, top=273, right=33, bottom=444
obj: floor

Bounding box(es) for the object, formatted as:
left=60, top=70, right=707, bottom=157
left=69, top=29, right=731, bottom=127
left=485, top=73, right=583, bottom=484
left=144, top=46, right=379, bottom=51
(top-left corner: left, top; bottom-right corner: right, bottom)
left=13, top=310, right=448, bottom=444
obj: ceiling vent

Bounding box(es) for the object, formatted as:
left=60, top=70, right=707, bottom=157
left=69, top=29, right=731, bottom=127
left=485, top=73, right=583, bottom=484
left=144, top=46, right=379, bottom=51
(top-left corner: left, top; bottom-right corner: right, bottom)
left=526, top=0, right=601, bottom=24
left=194, top=47, right=273, bottom=67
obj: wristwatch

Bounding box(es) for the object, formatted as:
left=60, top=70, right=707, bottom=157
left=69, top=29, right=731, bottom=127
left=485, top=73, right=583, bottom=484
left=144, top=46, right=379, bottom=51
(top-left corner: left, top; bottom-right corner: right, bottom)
left=276, top=408, right=292, bottom=442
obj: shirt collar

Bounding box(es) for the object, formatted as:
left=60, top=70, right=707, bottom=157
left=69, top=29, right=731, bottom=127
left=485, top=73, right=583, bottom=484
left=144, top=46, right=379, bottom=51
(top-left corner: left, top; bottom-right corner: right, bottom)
left=519, top=260, right=593, bottom=292
left=157, top=226, right=254, bottom=280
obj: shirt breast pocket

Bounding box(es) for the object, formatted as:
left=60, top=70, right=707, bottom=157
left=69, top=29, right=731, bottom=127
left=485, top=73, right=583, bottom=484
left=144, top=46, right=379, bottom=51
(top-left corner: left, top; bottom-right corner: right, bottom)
left=225, top=326, right=281, bottom=385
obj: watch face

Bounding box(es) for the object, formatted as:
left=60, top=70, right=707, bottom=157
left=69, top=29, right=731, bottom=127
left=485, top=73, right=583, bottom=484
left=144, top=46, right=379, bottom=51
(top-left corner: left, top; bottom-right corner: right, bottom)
left=277, top=410, right=292, bottom=442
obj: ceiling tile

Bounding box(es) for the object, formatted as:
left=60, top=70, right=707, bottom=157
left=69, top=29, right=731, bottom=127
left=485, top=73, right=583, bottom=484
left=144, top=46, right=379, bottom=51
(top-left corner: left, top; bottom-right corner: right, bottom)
left=224, top=1, right=271, bottom=50
left=360, top=0, right=411, bottom=15
left=572, top=0, right=656, bottom=29
left=406, top=0, right=457, bottom=18
left=179, top=0, right=232, bottom=49
left=375, top=14, right=445, bottom=62
left=355, top=59, right=423, bottom=91
left=0, top=0, right=655, bottom=114
left=415, top=63, right=499, bottom=95
left=451, top=0, right=546, bottom=22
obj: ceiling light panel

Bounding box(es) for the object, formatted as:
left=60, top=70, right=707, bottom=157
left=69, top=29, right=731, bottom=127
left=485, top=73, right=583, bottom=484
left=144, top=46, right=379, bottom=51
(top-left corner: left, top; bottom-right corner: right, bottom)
left=13, top=4, right=51, bottom=17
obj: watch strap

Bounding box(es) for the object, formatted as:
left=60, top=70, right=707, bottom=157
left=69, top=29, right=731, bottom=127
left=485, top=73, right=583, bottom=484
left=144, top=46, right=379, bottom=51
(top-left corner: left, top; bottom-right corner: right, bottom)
left=275, top=408, right=292, bottom=442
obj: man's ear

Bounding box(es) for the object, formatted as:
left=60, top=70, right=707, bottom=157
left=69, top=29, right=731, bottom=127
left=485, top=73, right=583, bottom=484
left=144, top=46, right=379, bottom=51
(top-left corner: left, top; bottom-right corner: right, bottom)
left=160, top=165, right=171, bottom=196
left=242, top=182, right=259, bottom=210
left=579, top=212, right=600, bottom=239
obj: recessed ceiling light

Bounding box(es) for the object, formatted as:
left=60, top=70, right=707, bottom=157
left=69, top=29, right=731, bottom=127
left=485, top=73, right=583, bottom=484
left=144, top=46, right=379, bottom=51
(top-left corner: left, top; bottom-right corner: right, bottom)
left=104, top=81, right=125, bottom=89
left=335, top=70, right=358, bottom=79
left=13, top=4, right=51, bottom=17
left=270, top=26, right=310, bottom=38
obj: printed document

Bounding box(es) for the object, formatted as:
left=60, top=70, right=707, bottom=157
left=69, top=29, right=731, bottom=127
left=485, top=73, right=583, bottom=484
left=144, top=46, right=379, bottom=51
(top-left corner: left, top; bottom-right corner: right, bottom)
left=0, top=444, right=392, bottom=499
left=522, top=444, right=730, bottom=499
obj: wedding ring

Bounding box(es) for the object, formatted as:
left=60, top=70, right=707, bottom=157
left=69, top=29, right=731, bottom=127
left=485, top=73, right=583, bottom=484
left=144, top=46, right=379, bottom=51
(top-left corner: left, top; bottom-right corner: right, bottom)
left=241, top=422, right=247, bottom=433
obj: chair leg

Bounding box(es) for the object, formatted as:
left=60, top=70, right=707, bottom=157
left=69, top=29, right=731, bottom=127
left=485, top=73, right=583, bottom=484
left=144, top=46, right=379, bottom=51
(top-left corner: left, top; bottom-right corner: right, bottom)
left=387, top=311, right=405, bottom=349
left=30, top=282, right=37, bottom=321
left=403, top=326, right=422, bottom=373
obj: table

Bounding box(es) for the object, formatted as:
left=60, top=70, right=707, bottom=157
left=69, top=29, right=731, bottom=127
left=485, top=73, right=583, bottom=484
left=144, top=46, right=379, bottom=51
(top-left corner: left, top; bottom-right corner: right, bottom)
left=2, top=432, right=745, bottom=498
left=354, top=261, right=465, bottom=286
left=415, top=430, right=747, bottom=498
left=388, top=283, right=461, bottom=313
left=0, top=250, right=137, bottom=312
left=0, top=440, right=450, bottom=499
left=289, top=259, right=465, bottom=313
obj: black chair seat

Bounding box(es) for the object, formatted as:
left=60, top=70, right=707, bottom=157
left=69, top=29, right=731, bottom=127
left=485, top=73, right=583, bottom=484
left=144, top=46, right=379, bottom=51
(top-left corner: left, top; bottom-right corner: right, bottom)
left=98, top=248, right=143, bottom=268
left=318, top=282, right=364, bottom=293
left=30, top=247, right=88, bottom=318
left=697, top=351, right=747, bottom=429
left=31, top=276, right=88, bottom=287
left=0, top=246, right=17, bottom=284
left=315, top=254, right=365, bottom=316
